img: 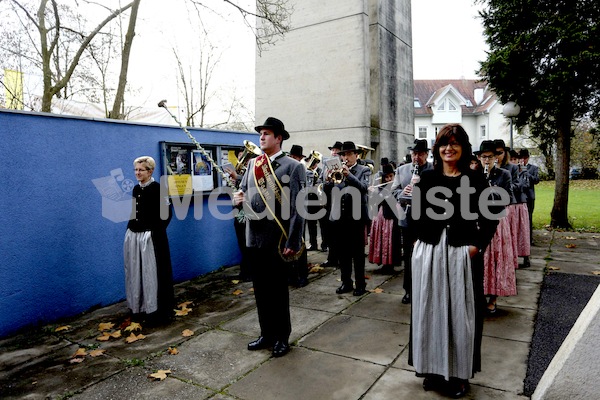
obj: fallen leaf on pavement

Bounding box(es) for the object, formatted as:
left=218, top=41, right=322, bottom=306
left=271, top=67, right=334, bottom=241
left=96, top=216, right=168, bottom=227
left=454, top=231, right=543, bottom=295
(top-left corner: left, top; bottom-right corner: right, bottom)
left=149, top=370, right=171, bottom=381
left=564, top=236, right=577, bottom=240
left=174, top=307, right=191, bottom=316
left=73, top=348, right=87, bottom=358
left=309, top=265, right=324, bottom=273
left=232, top=289, right=243, bottom=296
left=178, top=301, right=193, bottom=309
left=182, top=329, right=194, bottom=337
left=548, top=266, right=560, bottom=270
left=370, top=288, right=384, bottom=293
left=565, top=244, right=577, bottom=248
left=110, top=330, right=122, bottom=338
left=125, top=322, right=142, bottom=332
left=89, top=349, right=105, bottom=357
left=96, top=334, right=111, bottom=341
left=231, top=279, right=240, bottom=284
left=55, top=325, right=71, bottom=332
left=69, top=357, right=85, bottom=364
left=125, top=332, right=146, bottom=344
left=167, top=347, right=179, bottom=355
left=98, top=322, right=115, bottom=332
left=591, top=271, right=600, bottom=275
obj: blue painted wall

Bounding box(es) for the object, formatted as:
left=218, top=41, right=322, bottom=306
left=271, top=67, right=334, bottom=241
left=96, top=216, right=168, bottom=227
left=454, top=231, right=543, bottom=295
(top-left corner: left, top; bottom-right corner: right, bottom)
left=0, top=110, right=258, bottom=338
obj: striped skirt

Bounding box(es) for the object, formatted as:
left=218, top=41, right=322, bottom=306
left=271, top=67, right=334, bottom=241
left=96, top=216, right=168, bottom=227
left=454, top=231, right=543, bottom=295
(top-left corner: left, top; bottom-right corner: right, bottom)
left=123, top=229, right=159, bottom=314
left=483, top=216, right=518, bottom=297
left=411, top=229, right=475, bottom=380
left=368, top=208, right=397, bottom=265
left=513, top=203, right=531, bottom=257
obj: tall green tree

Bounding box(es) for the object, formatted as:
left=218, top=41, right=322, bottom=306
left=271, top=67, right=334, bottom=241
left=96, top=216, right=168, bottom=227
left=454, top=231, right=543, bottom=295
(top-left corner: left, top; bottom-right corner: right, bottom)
left=477, top=0, right=600, bottom=228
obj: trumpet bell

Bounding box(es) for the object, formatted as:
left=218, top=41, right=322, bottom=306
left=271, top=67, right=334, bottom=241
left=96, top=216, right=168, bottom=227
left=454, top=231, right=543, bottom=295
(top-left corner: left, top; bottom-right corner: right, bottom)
left=236, top=140, right=262, bottom=173
left=356, top=144, right=374, bottom=160
left=302, top=150, right=323, bottom=169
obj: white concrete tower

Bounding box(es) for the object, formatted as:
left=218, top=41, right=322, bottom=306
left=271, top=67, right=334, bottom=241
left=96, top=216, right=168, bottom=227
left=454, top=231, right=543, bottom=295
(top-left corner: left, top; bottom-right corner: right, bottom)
left=255, top=0, right=414, bottom=165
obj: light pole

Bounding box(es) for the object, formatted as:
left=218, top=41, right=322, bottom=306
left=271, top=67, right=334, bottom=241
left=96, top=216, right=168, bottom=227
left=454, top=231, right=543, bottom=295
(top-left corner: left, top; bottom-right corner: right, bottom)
left=502, top=101, right=521, bottom=149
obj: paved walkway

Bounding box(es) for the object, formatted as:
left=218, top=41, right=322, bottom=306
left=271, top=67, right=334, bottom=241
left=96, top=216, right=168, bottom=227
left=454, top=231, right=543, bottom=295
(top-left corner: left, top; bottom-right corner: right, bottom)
left=1, top=230, right=598, bottom=399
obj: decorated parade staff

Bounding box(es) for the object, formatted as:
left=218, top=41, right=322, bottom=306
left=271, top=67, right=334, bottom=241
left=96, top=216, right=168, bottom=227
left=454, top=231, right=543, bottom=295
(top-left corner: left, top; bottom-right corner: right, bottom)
left=233, top=117, right=306, bottom=358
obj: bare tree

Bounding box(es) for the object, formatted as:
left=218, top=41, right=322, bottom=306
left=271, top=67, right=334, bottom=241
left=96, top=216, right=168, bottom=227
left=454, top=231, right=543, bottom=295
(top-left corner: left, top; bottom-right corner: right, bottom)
left=109, top=0, right=140, bottom=119
left=4, top=0, right=134, bottom=112
left=188, top=0, right=292, bottom=54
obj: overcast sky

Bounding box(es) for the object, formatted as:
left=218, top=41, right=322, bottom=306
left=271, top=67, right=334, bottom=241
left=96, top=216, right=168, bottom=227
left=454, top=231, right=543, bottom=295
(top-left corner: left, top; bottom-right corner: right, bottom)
left=412, top=0, right=488, bottom=79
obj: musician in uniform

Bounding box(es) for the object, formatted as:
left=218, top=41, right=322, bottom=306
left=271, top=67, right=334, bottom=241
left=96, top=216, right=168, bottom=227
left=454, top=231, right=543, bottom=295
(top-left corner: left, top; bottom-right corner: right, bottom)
left=233, top=117, right=305, bottom=358
left=324, top=141, right=371, bottom=296
left=518, top=149, right=539, bottom=245
left=286, top=144, right=309, bottom=287
left=391, top=139, right=433, bottom=304
left=320, top=141, right=343, bottom=265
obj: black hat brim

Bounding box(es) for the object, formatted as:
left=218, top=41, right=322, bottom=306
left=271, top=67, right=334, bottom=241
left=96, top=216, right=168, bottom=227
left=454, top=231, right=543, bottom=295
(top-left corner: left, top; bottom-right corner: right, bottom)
left=254, top=125, right=290, bottom=140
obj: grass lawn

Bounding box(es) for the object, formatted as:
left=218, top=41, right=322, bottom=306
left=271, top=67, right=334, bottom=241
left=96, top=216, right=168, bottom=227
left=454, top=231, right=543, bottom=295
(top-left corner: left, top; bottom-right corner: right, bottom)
left=533, top=179, right=600, bottom=232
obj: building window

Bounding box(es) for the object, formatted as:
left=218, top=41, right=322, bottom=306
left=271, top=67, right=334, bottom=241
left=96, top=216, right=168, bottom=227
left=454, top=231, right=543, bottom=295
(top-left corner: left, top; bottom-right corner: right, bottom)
left=418, top=126, right=427, bottom=139
left=414, top=98, right=421, bottom=108
left=448, top=100, right=457, bottom=111
left=480, top=125, right=486, bottom=138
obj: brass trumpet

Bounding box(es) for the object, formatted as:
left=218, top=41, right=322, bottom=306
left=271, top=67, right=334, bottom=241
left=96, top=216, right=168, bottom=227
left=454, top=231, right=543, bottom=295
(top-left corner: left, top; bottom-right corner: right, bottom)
left=328, top=161, right=347, bottom=184
left=235, top=140, right=262, bottom=175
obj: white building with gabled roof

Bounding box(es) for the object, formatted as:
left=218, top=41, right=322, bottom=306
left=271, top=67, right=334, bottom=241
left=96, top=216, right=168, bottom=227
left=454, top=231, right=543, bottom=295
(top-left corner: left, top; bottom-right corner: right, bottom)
left=413, top=79, right=529, bottom=156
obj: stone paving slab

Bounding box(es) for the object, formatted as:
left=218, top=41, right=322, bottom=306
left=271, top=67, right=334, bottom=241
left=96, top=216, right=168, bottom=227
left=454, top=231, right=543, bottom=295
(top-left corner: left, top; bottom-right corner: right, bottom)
left=226, top=346, right=386, bottom=400
left=483, top=306, right=536, bottom=342
left=1, top=342, right=126, bottom=399
left=149, top=329, right=270, bottom=391
left=221, top=305, right=335, bottom=344
left=71, top=365, right=215, bottom=399
left=299, top=314, right=408, bottom=365
left=343, top=291, right=410, bottom=324
left=472, top=336, right=530, bottom=395
left=363, top=367, right=527, bottom=400
left=288, top=280, right=358, bottom=313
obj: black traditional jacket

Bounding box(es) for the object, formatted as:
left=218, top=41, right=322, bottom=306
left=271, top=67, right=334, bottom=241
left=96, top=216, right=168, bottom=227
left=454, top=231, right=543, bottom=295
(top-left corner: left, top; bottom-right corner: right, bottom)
left=410, top=168, right=500, bottom=252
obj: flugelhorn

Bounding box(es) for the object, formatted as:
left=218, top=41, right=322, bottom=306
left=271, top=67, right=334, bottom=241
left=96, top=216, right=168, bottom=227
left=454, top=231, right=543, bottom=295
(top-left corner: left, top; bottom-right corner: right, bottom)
left=236, top=140, right=262, bottom=174
left=302, top=150, right=322, bottom=170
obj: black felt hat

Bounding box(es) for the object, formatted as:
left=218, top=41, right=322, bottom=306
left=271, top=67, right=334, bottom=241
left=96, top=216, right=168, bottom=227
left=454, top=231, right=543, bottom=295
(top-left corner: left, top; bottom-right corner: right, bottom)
left=474, top=140, right=501, bottom=155
left=289, top=144, right=304, bottom=158
left=337, top=141, right=359, bottom=154
left=493, top=139, right=509, bottom=151
left=408, top=139, right=430, bottom=152
left=519, top=149, right=530, bottom=158
left=254, top=117, right=289, bottom=140
left=328, top=141, right=343, bottom=150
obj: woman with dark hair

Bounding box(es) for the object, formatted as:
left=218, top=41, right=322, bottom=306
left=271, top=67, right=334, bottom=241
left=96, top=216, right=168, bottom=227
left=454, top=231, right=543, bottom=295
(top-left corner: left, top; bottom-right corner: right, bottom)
left=408, top=124, right=500, bottom=398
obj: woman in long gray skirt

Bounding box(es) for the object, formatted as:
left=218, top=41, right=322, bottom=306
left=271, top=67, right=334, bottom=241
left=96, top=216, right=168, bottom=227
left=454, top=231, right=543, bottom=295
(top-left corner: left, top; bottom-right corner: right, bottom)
left=123, top=156, right=174, bottom=326
left=408, top=124, right=501, bottom=398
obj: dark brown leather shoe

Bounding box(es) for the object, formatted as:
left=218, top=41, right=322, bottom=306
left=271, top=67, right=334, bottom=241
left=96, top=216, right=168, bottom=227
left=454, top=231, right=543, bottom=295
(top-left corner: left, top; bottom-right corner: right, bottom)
left=336, top=283, right=353, bottom=294
left=272, top=341, right=290, bottom=357
left=247, top=336, right=273, bottom=351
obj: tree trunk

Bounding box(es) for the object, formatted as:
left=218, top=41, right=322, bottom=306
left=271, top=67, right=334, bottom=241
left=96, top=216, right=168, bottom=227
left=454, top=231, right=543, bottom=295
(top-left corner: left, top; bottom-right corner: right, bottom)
left=109, top=0, right=141, bottom=119
left=550, top=118, right=571, bottom=229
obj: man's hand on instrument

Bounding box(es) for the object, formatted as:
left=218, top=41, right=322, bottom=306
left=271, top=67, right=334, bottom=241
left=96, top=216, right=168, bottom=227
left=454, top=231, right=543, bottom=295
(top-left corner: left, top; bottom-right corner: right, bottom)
left=233, top=190, right=244, bottom=206
left=342, top=164, right=350, bottom=176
